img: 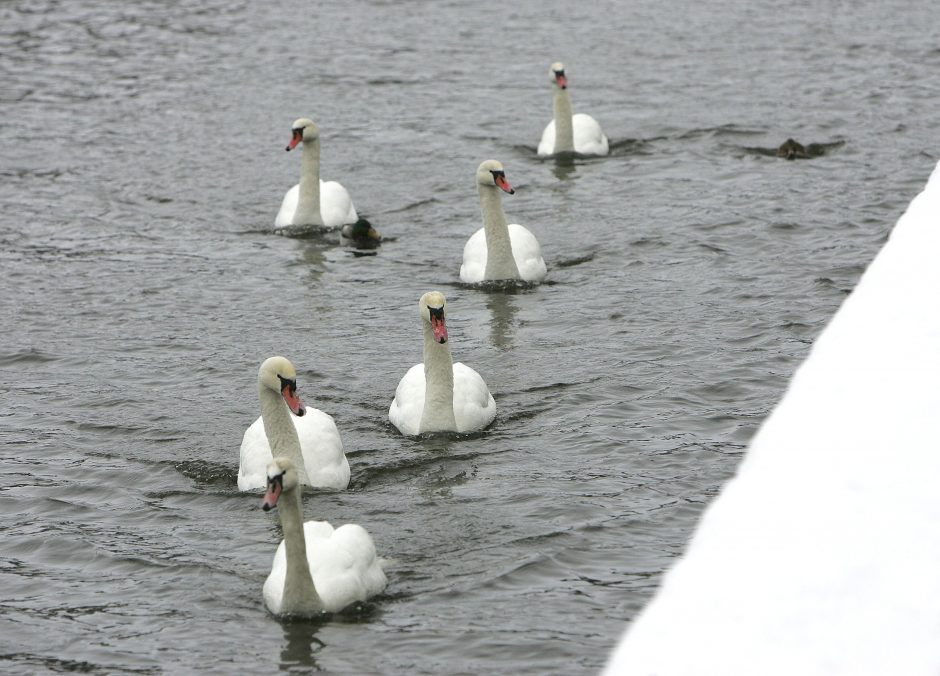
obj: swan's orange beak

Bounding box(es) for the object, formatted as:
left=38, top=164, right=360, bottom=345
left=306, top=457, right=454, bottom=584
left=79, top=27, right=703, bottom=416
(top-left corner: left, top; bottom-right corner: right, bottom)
left=429, top=311, right=447, bottom=344
left=262, top=475, right=283, bottom=511
left=286, top=129, right=302, bottom=151
left=555, top=73, right=567, bottom=89
left=494, top=174, right=515, bottom=195
left=282, top=384, right=306, bottom=416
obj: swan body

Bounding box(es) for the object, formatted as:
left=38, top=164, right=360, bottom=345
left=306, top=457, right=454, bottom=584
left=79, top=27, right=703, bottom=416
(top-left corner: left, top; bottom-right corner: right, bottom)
left=274, top=118, right=359, bottom=228
left=238, top=356, right=350, bottom=491
left=261, top=458, right=386, bottom=616
left=389, top=291, right=496, bottom=435
left=537, top=62, right=609, bottom=157
left=460, top=160, right=547, bottom=284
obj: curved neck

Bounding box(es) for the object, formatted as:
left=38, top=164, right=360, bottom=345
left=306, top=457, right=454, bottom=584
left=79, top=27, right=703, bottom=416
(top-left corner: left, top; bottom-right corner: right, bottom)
left=421, top=323, right=457, bottom=432
left=277, top=487, right=323, bottom=614
left=295, top=137, right=323, bottom=225
left=552, top=87, right=575, bottom=153
left=478, top=185, right=520, bottom=280
left=259, top=386, right=310, bottom=485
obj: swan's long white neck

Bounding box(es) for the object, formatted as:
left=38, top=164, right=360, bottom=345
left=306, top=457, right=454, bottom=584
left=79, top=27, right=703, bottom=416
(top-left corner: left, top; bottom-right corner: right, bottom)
left=259, top=386, right=310, bottom=485
left=552, top=87, right=575, bottom=153
left=420, top=322, right=457, bottom=432
left=478, top=185, right=520, bottom=280
left=295, top=137, right=323, bottom=226
left=277, top=487, right=323, bottom=614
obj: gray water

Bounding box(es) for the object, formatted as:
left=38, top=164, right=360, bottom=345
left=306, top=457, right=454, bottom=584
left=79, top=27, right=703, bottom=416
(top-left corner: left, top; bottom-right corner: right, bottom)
left=1, top=0, right=938, bottom=673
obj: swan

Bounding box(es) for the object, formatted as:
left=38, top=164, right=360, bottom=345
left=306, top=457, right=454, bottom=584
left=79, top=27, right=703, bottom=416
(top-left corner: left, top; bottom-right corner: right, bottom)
left=537, top=62, right=609, bottom=157
left=459, top=160, right=547, bottom=284
left=261, top=457, right=387, bottom=616
left=238, top=356, right=350, bottom=491
left=274, top=117, right=359, bottom=228
left=389, top=291, right=496, bottom=435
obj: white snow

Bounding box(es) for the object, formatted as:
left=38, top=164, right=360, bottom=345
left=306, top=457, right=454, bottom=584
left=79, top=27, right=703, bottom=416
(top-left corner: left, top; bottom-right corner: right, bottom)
left=603, top=160, right=940, bottom=676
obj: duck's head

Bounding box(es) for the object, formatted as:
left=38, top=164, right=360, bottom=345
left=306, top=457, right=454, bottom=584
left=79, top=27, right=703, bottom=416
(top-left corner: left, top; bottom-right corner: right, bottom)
left=550, top=62, right=567, bottom=90
left=341, top=219, right=382, bottom=247
left=777, top=138, right=806, bottom=160
left=286, top=118, right=319, bottom=151
left=258, top=356, right=306, bottom=417
left=419, top=291, right=448, bottom=344
left=261, top=457, right=300, bottom=511
left=476, top=159, right=514, bottom=195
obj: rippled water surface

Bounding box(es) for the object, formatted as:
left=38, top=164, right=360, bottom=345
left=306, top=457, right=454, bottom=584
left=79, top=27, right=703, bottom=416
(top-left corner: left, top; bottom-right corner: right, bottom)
left=2, top=0, right=938, bottom=673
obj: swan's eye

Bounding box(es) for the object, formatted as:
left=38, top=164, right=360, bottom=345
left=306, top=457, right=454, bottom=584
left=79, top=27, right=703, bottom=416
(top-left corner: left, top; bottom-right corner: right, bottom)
left=427, top=306, right=445, bottom=320
left=490, top=170, right=505, bottom=181
left=554, top=70, right=565, bottom=78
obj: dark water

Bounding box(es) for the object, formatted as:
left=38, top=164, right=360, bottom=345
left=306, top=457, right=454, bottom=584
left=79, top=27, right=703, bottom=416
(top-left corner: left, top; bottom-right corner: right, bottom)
left=1, top=0, right=937, bottom=673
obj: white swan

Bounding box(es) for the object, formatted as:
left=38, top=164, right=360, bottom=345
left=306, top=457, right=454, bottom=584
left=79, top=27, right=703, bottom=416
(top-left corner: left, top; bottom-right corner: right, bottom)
left=274, top=118, right=359, bottom=228
left=460, top=160, right=547, bottom=284
left=389, top=291, right=496, bottom=435
left=261, top=457, right=387, bottom=616
left=238, top=356, right=350, bottom=491
left=537, top=62, right=609, bottom=157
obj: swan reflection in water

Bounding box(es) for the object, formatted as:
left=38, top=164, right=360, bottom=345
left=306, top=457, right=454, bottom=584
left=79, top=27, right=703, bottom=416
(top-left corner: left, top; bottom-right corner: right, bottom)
left=550, top=152, right=578, bottom=181
left=280, top=619, right=325, bottom=671
left=486, top=291, right=518, bottom=350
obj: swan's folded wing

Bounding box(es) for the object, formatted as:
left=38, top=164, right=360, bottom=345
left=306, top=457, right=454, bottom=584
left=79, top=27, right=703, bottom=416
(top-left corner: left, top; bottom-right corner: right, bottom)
left=389, top=363, right=426, bottom=435
left=572, top=113, right=609, bottom=156
left=459, top=227, right=488, bottom=283
left=331, top=524, right=388, bottom=598
left=537, top=120, right=556, bottom=156
left=263, top=539, right=288, bottom=614
left=319, top=180, right=358, bottom=228
left=508, top=223, right=548, bottom=282
left=293, top=408, right=350, bottom=490
left=275, top=184, right=300, bottom=227
left=452, top=362, right=496, bottom=432
left=237, top=415, right=272, bottom=491
left=308, top=523, right=386, bottom=612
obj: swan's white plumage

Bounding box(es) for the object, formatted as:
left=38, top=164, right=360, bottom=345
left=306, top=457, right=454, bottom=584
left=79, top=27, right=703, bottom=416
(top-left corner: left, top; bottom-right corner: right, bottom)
left=274, top=180, right=358, bottom=229
left=603, top=160, right=940, bottom=674
left=263, top=520, right=387, bottom=615
left=389, top=362, right=496, bottom=436
left=460, top=223, right=547, bottom=283
left=260, top=457, right=385, bottom=616
left=274, top=117, right=359, bottom=228
left=388, top=291, right=497, bottom=435
left=537, top=62, right=609, bottom=157
left=238, top=409, right=350, bottom=491
left=537, top=114, right=609, bottom=157
left=460, top=159, right=546, bottom=284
